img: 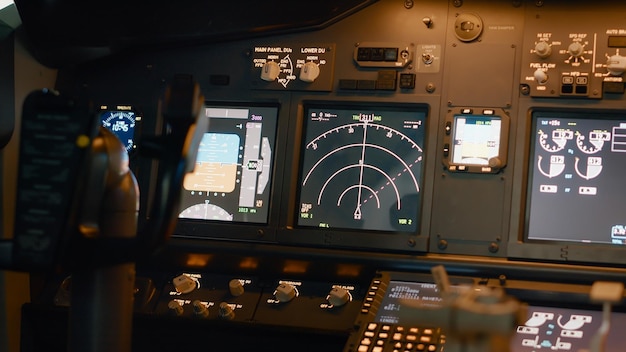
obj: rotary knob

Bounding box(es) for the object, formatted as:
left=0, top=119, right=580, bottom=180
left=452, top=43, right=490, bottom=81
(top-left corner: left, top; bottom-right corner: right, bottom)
left=327, top=287, right=351, bottom=307
left=192, top=300, right=209, bottom=318
left=218, top=302, right=236, bottom=320
left=260, top=61, right=280, bottom=81
left=534, top=41, right=552, bottom=59
left=274, top=283, right=298, bottom=303
left=167, top=300, right=184, bottom=316
left=229, top=279, right=245, bottom=297
left=533, top=68, right=548, bottom=84
left=299, top=62, right=320, bottom=83
left=606, top=54, right=626, bottom=76
left=172, top=274, right=197, bottom=294
left=567, top=42, right=584, bottom=58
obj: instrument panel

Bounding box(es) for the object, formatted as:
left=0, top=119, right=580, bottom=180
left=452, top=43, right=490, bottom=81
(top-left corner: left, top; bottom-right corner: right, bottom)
left=13, top=0, right=626, bottom=351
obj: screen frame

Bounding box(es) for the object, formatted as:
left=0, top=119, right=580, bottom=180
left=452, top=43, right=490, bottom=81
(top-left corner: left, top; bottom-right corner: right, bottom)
left=277, top=100, right=431, bottom=253
left=508, top=107, right=626, bottom=266
left=172, top=100, right=285, bottom=243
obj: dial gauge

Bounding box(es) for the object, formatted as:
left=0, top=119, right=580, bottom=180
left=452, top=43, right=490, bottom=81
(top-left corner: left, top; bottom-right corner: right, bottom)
left=100, top=108, right=139, bottom=153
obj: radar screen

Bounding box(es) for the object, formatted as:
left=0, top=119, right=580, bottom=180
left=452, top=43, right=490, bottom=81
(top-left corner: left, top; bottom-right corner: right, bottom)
left=297, top=103, right=427, bottom=233
left=443, top=107, right=509, bottom=173
left=178, top=103, right=278, bottom=224
left=98, top=105, right=141, bottom=154
left=526, top=110, right=626, bottom=245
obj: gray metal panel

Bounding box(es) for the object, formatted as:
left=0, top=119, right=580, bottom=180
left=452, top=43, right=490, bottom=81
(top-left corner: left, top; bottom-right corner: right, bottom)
left=446, top=43, right=517, bottom=108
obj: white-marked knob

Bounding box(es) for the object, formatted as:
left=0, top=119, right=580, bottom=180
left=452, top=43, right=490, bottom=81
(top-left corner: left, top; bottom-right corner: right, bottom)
left=299, top=62, right=320, bottom=83
left=327, top=287, right=351, bottom=307
left=261, top=61, right=280, bottom=81
left=274, top=283, right=297, bottom=303
left=534, top=68, right=548, bottom=84
left=229, top=279, right=245, bottom=297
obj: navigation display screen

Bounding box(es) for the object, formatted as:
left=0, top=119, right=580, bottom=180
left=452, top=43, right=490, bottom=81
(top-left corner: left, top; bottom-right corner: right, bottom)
left=297, top=103, right=427, bottom=232
left=178, top=103, right=278, bottom=224
left=526, top=111, right=626, bottom=245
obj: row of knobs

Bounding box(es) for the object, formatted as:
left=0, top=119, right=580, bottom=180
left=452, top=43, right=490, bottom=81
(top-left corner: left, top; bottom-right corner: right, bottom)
left=169, top=275, right=352, bottom=317
left=260, top=61, right=320, bottom=83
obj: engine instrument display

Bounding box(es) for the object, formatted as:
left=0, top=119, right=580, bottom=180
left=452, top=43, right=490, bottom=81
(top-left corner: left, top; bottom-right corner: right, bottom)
left=178, top=103, right=278, bottom=224
left=297, top=103, right=427, bottom=233
left=444, top=107, right=509, bottom=173
left=526, top=110, right=626, bottom=245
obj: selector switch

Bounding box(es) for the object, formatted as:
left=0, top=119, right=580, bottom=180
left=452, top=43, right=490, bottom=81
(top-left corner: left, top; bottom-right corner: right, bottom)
left=299, top=62, right=320, bottom=83
left=167, top=300, right=184, bottom=316
left=567, top=42, right=584, bottom=58
left=607, top=53, right=626, bottom=76
left=534, top=41, right=552, bottom=59
left=534, top=68, right=549, bottom=84
left=260, top=61, right=280, bottom=81
left=192, top=300, right=209, bottom=318
left=229, top=279, right=245, bottom=297
left=274, top=283, right=298, bottom=303
left=218, top=302, right=236, bottom=320
left=327, top=287, right=351, bottom=307
left=172, top=274, right=197, bottom=294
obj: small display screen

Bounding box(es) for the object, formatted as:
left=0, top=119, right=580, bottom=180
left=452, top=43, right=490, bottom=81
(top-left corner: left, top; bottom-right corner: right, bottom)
left=178, top=103, right=278, bottom=224
left=526, top=111, right=626, bottom=245
left=99, top=105, right=140, bottom=153
left=297, top=103, right=427, bottom=232
left=377, top=280, right=626, bottom=352
left=451, top=114, right=502, bottom=166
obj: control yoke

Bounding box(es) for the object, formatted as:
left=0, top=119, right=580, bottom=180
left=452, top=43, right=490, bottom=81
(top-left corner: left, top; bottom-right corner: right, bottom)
left=0, top=74, right=205, bottom=272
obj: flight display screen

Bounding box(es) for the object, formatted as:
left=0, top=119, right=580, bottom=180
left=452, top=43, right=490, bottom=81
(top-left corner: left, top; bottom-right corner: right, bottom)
left=451, top=115, right=502, bottom=166
left=98, top=105, right=140, bottom=154
left=178, top=103, right=278, bottom=224
left=297, top=103, right=427, bottom=233
left=526, top=111, right=626, bottom=245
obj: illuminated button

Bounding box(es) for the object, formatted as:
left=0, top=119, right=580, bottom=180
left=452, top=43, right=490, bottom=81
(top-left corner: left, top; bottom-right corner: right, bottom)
left=394, top=342, right=402, bottom=348
left=423, top=328, right=433, bottom=335
left=378, top=332, right=389, bottom=339
left=406, top=343, right=414, bottom=349
left=366, top=297, right=374, bottom=302
left=382, top=325, right=391, bottom=331
left=409, top=328, right=419, bottom=334
left=428, top=345, right=437, bottom=352
left=358, top=346, right=368, bottom=352
left=416, top=344, right=425, bottom=351
left=396, top=326, right=404, bottom=332
left=376, top=340, right=385, bottom=346
left=406, top=335, right=417, bottom=341
left=361, top=338, right=372, bottom=345
left=368, top=323, right=378, bottom=330
left=420, top=336, right=432, bottom=343
left=562, top=76, right=574, bottom=85
left=576, top=76, right=588, bottom=85
left=373, top=347, right=383, bottom=352
left=363, top=303, right=372, bottom=308
left=393, top=333, right=403, bottom=340
left=365, top=331, right=375, bottom=338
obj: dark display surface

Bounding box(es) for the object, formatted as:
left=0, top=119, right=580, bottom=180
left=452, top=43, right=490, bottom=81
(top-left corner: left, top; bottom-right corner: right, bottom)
left=378, top=281, right=626, bottom=352
left=178, top=103, right=278, bottom=224
left=526, top=111, right=626, bottom=245
left=297, top=103, right=427, bottom=232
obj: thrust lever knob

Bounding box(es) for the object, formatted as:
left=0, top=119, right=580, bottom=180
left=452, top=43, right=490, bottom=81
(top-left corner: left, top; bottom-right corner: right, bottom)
left=327, top=287, right=351, bottom=307
left=274, top=283, right=297, bottom=303
left=229, top=279, right=245, bottom=297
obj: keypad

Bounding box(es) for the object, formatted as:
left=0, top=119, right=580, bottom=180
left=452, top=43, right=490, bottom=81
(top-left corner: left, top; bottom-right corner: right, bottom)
left=356, top=322, right=444, bottom=352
